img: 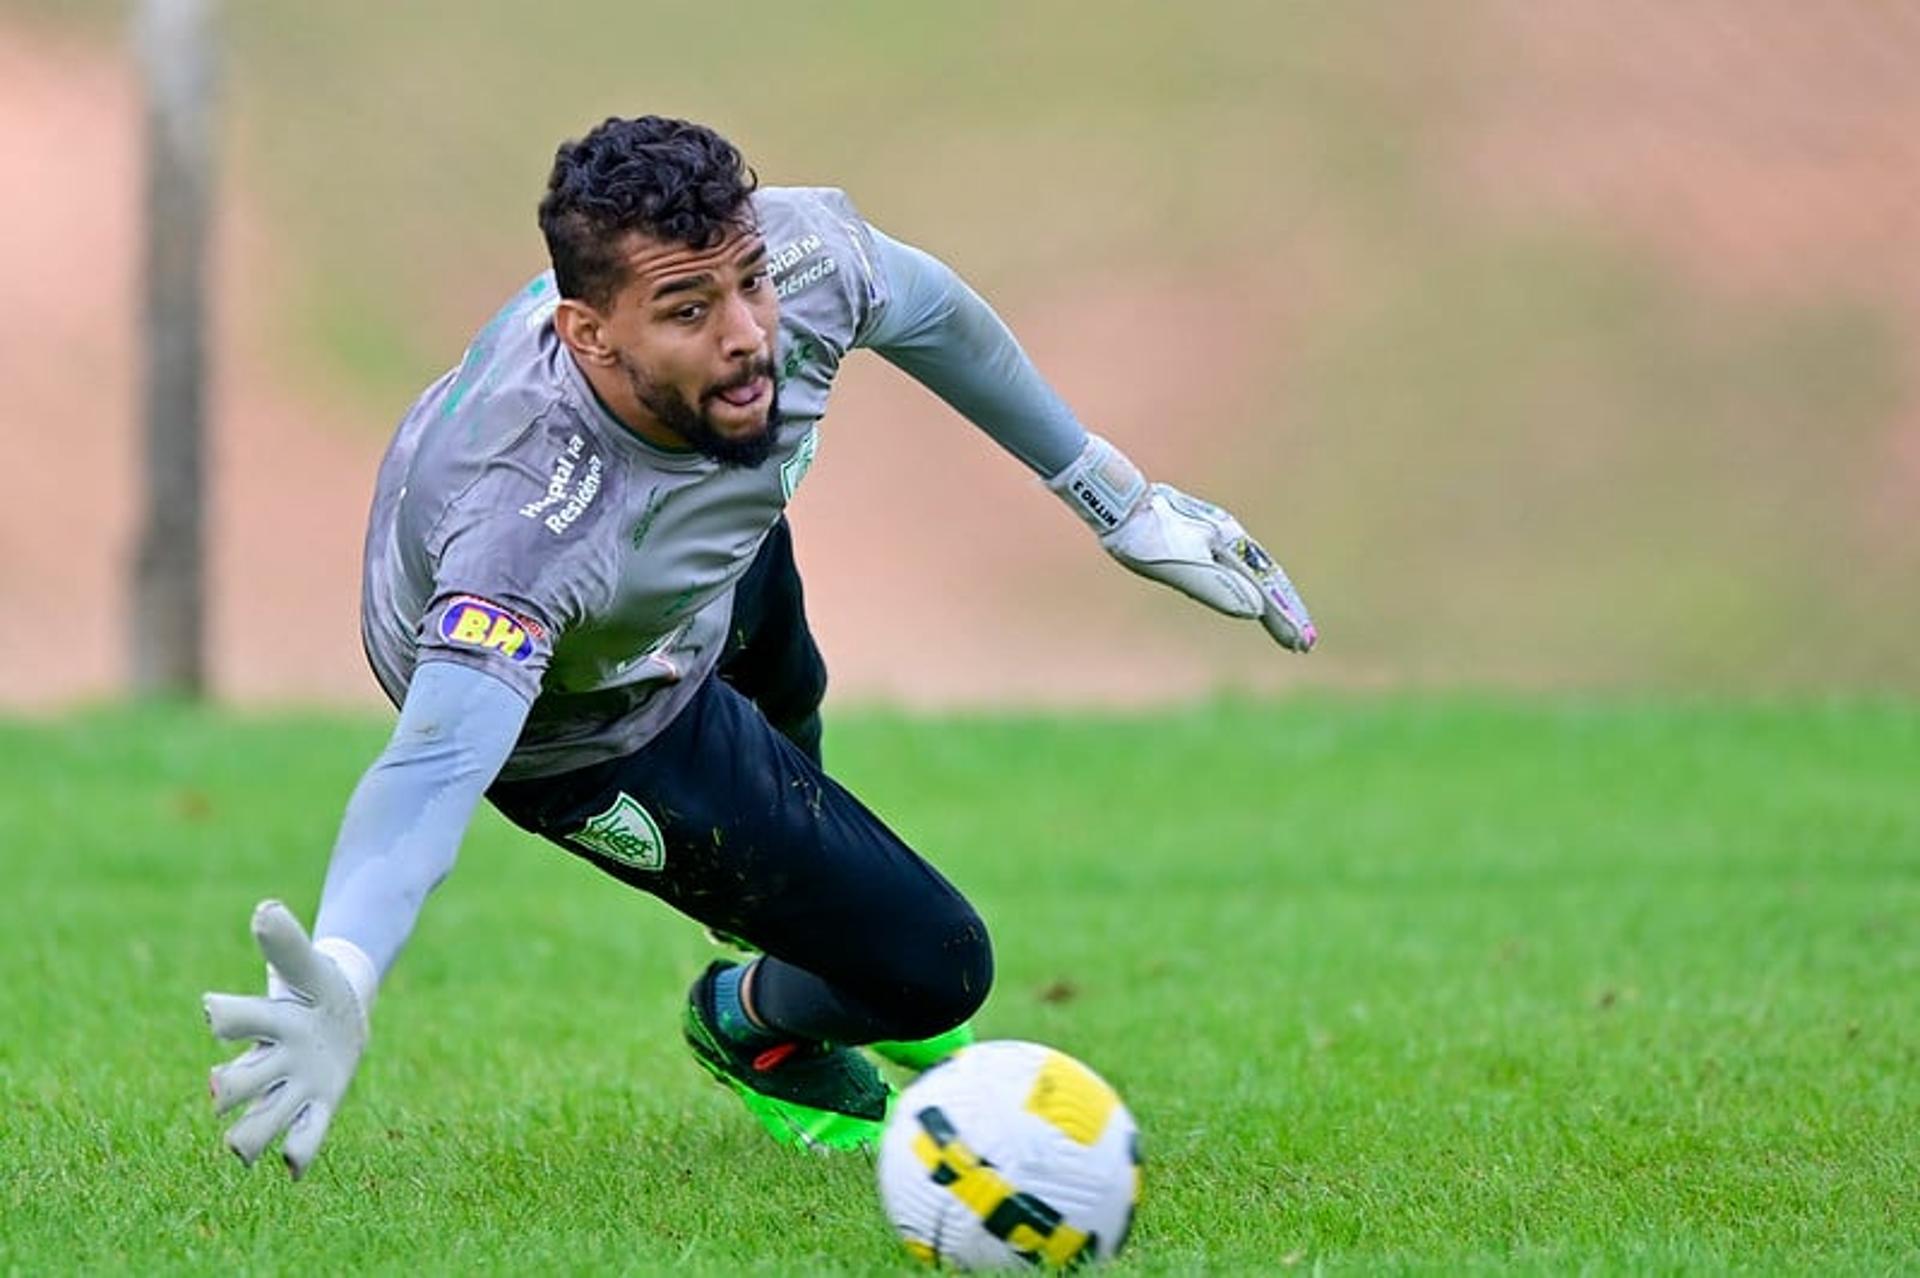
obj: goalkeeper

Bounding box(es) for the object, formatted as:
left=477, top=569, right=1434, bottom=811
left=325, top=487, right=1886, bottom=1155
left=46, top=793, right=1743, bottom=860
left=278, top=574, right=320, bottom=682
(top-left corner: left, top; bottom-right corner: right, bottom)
left=203, top=115, right=1315, bottom=1175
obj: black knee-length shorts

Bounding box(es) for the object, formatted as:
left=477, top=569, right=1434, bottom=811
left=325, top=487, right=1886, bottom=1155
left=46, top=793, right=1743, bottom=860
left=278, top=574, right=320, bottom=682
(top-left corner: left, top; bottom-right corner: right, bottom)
left=486, top=519, right=991, bottom=1042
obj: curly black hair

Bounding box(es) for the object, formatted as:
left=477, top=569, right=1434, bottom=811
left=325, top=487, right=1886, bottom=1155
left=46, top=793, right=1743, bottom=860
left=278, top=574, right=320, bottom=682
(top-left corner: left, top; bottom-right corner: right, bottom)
left=538, top=116, right=759, bottom=309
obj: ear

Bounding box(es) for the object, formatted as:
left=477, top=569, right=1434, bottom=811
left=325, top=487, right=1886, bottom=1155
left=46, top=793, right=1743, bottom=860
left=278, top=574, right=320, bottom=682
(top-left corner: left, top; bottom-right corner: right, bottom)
left=553, top=299, right=616, bottom=366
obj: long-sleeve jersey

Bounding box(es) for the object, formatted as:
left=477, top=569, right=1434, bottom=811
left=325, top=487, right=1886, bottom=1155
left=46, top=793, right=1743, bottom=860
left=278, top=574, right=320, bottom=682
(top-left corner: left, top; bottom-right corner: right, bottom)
left=318, top=187, right=1089, bottom=977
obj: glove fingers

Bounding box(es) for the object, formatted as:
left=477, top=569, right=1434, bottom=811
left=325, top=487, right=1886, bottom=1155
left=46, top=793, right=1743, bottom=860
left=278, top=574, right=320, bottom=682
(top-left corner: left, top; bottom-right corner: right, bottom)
left=203, top=992, right=295, bottom=1044
left=1211, top=534, right=1318, bottom=652
left=1258, top=605, right=1316, bottom=652
left=222, top=1080, right=302, bottom=1167
left=279, top=1099, right=336, bottom=1180
left=1105, top=486, right=1270, bottom=618
left=250, top=900, right=329, bottom=1001
left=209, top=1043, right=285, bottom=1116
left=1129, top=558, right=1264, bottom=618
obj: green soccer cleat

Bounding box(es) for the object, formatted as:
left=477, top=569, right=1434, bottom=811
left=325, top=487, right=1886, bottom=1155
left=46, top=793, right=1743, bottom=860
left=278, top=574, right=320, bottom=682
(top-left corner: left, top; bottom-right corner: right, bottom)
left=682, top=962, right=893, bottom=1152
left=868, top=1021, right=976, bottom=1072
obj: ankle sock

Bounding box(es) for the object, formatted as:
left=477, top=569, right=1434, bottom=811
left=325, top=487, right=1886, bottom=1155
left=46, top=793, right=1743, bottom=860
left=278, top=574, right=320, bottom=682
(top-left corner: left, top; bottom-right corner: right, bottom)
left=712, top=962, right=780, bottom=1047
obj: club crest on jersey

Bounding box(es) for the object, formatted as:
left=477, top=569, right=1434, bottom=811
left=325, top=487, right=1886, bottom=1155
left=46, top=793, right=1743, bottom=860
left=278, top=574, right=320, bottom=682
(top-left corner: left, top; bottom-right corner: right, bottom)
left=438, top=596, right=536, bottom=662
left=781, top=428, right=819, bottom=500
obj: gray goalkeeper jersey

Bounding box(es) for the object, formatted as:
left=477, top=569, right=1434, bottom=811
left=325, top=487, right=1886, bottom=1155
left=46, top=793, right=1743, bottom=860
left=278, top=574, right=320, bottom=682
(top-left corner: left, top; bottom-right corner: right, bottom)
left=360, top=187, right=887, bottom=780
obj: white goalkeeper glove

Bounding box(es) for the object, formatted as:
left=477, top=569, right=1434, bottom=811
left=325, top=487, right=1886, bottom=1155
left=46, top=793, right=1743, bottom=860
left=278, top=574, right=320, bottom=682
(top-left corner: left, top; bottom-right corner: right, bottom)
left=1047, top=434, right=1318, bottom=652
left=203, top=900, right=375, bottom=1179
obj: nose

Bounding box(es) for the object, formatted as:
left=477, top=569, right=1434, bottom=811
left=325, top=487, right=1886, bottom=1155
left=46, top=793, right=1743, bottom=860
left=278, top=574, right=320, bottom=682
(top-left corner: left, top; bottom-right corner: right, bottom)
left=717, top=291, right=766, bottom=361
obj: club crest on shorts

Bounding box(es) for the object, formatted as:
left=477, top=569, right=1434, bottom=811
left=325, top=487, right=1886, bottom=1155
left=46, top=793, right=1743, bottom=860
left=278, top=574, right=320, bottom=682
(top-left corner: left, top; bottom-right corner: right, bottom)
left=571, top=792, right=666, bottom=871
left=438, top=596, right=537, bottom=662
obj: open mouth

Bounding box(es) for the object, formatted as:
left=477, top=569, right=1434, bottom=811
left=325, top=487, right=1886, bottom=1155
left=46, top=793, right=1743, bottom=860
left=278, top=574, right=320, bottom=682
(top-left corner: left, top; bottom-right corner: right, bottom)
left=711, top=376, right=770, bottom=409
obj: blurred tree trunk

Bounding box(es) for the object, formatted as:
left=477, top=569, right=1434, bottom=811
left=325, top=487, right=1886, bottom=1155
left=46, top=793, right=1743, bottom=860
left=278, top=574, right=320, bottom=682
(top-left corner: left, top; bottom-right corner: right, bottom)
left=132, top=0, right=217, bottom=697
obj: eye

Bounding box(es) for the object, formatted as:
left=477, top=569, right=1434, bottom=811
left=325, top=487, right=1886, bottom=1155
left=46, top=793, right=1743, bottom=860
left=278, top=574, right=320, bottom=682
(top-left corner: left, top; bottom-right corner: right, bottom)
left=671, top=302, right=706, bottom=324
left=742, top=268, right=769, bottom=293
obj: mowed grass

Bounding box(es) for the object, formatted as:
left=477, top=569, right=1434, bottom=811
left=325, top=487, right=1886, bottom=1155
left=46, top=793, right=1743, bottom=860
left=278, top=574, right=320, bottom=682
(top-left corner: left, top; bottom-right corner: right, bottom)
left=1, top=697, right=1915, bottom=1273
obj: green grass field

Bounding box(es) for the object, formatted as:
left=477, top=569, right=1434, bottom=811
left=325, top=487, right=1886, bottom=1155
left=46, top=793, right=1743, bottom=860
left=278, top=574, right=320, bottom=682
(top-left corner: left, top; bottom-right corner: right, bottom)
left=3, top=697, right=1916, bottom=1273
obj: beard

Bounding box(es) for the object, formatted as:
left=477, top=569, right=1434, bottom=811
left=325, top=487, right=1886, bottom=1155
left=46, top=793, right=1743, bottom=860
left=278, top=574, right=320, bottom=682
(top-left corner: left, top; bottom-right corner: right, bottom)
left=618, top=352, right=782, bottom=469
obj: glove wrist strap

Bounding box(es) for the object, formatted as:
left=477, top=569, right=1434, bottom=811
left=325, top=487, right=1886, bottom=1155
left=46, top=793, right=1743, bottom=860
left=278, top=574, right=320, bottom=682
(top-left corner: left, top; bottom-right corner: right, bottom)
left=314, top=936, right=379, bottom=1019
left=1045, top=434, right=1148, bottom=534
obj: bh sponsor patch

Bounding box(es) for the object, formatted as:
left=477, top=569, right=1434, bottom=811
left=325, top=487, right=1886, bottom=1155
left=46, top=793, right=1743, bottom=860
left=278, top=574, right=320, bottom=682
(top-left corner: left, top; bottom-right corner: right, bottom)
left=437, top=596, right=538, bottom=662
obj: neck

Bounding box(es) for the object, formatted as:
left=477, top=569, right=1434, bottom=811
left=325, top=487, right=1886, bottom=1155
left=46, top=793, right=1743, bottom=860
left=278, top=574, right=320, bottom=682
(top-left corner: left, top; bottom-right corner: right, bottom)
left=572, top=351, right=689, bottom=452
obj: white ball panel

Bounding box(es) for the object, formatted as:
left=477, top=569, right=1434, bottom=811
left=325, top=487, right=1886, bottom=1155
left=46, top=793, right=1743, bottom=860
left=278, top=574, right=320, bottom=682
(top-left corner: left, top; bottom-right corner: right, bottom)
left=876, top=1040, right=1140, bottom=1270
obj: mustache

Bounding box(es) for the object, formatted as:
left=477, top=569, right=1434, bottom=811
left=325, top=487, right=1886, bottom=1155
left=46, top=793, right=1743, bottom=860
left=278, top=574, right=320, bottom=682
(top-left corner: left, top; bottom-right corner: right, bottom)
left=708, top=358, right=777, bottom=398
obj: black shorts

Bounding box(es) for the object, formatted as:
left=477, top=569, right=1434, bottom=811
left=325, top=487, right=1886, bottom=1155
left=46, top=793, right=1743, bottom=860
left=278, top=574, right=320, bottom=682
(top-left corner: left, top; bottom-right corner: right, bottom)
left=486, top=519, right=990, bottom=1041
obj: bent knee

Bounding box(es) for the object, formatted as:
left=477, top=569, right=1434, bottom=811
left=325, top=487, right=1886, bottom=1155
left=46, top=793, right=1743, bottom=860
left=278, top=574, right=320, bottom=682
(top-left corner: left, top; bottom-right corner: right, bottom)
left=881, top=910, right=993, bottom=1040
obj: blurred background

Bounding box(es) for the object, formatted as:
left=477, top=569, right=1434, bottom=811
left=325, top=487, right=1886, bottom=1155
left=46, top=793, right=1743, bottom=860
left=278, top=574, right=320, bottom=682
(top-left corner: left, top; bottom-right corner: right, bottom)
left=4, top=0, right=1915, bottom=710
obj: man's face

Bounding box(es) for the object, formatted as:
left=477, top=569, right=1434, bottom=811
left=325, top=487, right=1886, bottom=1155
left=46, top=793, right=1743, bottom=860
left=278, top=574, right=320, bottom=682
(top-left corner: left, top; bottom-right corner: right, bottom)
left=595, top=221, right=782, bottom=467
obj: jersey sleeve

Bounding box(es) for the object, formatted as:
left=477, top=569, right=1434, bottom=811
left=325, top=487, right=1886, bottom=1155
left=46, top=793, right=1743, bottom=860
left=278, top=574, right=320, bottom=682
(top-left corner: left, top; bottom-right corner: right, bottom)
left=758, top=187, right=894, bottom=424
left=768, top=186, right=888, bottom=339
left=412, top=412, right=619, bottom=701
left=414, top=578, right=556, bottom=704
left=313, top=659, right=529, bottom=977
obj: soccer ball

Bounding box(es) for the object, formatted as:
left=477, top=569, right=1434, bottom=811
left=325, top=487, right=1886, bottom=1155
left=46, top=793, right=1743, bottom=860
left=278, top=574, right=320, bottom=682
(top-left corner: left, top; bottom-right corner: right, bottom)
left=876, top=1040, right=1141, bottom=1270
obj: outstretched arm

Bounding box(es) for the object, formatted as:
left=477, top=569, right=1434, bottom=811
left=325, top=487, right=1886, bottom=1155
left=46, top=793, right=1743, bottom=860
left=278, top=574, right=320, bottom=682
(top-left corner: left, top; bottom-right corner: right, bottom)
left=312, top=659, right=529, bottom=974
left=860, top=229, right=1317, bottom=652
left=861, top=228, right=1086, bottom=477
left=203, top=659, right=528, bottom=1177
